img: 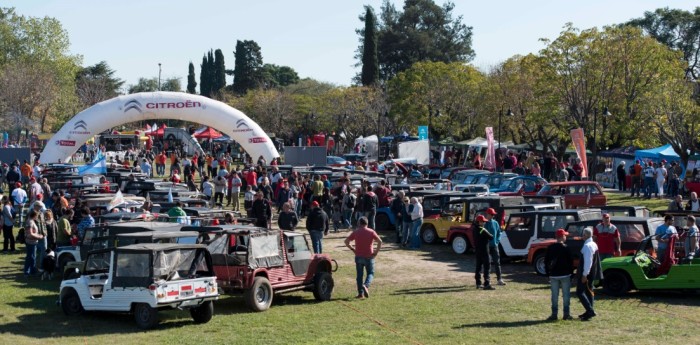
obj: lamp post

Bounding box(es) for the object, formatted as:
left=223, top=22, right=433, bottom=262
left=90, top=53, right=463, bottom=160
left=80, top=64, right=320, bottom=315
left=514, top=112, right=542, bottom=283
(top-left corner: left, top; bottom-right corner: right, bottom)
left=498, top=107, right=514, bottom=152
left=158, top=63, right=162, bottom=91
left=590, top=106, right=612, bottom=179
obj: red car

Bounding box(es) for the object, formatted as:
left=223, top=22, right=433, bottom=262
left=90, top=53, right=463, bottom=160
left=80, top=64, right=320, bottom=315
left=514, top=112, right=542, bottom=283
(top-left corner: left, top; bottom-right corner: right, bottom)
left=536, top=181, right=607, bottom=208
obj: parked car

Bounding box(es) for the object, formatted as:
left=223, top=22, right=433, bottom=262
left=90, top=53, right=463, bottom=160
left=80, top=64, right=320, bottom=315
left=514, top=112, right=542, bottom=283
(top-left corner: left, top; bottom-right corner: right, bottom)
left=491, top=176, right=547, bottom=196
left=185, top=225, right=337, bottom=312
left=59, top=243, right=219, bottom=329
left=326, top=156, right=347, bottom=167
left=536, top=181, right=607, bottom=208
left=445, top=203, right=561, bottom=254
left=449, top=169, right=488, bottom=185
left=527, top=216, right=663, bottom=275
left=601, top=206, right=650, bottom=218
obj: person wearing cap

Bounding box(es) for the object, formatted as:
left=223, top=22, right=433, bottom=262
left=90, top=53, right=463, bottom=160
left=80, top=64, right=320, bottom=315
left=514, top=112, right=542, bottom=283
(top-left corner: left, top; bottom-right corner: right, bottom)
left=484, top=208, right=505, bottom=285
left=630, top=160, right=642, bottom=197
left=473, top=215, right=494, bottom=290
left=685, top=216, right=699, bottom=258
left=545, top=228, right=574, bottom=321
left=616, top=161, right=627, bottom=191
left=593, top=214, right=621, bottom=260
left=345, top=216, right=382, bottom=299
left=306, top=200, right=329, bottom=253
left=577, top=227, right=601, bottom=321
left=655, top=215, right=678, bottom=262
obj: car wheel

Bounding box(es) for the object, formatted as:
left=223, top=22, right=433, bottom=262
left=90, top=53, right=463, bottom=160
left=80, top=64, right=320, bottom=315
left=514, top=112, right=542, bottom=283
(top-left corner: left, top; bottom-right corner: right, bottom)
left=451, top=235, right=469, bottom=255
left=312, top=272, right=334, bottom=301
left=59, top=254, right=75, bottom=277
left=190, top=301, right=214, bottom=324
left=375, top=213, right=392, bottom=232
left=421, top=225, right=437, bottom=244
left=133, top=303, right=159, bottom=329
left=603, top=271, right=630, bottom=297
left=533, top=252, right=547, bottom=276
left=61, top=289, right=84, bottom=316
left=246, top=276, right=273, bottom=312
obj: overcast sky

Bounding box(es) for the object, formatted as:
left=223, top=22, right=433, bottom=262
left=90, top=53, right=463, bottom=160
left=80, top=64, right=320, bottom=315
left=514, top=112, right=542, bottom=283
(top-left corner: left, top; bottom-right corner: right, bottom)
left=6, top=0, right=698, bottom=90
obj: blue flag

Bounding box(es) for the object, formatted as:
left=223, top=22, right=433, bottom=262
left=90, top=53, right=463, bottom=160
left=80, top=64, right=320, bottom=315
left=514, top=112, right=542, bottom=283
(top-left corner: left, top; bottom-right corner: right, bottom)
left=79, top=155, right=107, bottom=175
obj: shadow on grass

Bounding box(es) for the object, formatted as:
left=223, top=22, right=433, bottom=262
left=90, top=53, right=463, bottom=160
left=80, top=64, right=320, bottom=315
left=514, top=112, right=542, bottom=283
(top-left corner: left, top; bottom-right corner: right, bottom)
left=598, top=289, right=700, bottom=307
left=454, top=319, right=552, bottom=329
left=391, top=285, right=467, bottom=295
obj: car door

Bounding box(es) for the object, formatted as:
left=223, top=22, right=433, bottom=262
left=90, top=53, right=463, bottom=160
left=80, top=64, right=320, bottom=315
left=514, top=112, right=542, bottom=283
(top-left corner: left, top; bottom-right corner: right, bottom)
left=285, top=234, right=311, bottom=277
left=79, top=251, right=112, bottom=309
left=500, top=214, right=535, bottom=256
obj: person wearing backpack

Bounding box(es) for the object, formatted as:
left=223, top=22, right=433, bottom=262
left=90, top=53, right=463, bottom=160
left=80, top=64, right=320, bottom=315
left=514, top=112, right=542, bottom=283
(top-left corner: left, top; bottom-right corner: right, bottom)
left=342, top=189, right=356, bottom=229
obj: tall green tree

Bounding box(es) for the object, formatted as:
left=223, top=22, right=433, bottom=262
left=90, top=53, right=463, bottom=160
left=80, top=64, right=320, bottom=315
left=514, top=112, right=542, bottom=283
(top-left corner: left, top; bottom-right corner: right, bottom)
left=362, top=0, right=474, bottom=80
left=75, top=61, right=124, bottom=106
left=260, top=64, right=300, bottom=88
left=199, top=54, right=210, bottom=97
left=213, top=49, right=226, bottom=94
left=186, top=61, right=197, bottom=94
left=232, top=40, right=264, bottom=94
left=360, top=6, right=379, bottom=86
left=128, top=77, right=180, bottom=94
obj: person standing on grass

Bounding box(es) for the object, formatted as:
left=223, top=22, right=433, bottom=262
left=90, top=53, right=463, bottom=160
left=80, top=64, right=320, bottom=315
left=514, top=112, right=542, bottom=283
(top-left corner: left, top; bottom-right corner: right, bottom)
left=484, top=208, right=505, bottom=286
left=593, top=213, right=621, bottom=260
left=545, top=229, right=574, bottom=321
left=2, top=198, right=15, bottom=252
left=577, top=227, right=601, bottom=321
left=251, top=191, right=272, bottom=229
left=473, top=215, right=494, bottom=290
left=630, top=160, right=642, bottom=197
left=306, top=201, right=329, bottom=254
left=344, top=216, right=382, bottom=299
left=23, top=209, right=43, bottom=277
left=277, top=203, right=298, bottom=231
left=408, top=197, right=423, bottom=250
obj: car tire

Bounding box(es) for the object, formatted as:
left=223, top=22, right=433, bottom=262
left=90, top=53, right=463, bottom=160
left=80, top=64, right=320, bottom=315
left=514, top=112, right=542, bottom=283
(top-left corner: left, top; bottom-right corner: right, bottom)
left=533, top=252, right=547, bottom=276
left=421, top=225, right=437, bottom=244
left=133, top=303, right=159, bottom=330
left=246, top=276, right=273, bottom=312
left=451, top=235, right=469, bottom=255
left=59, top=254, right=75, bottom=277
left=190, top=300, right=214, bottom=324
left=61, top=289, right=84, bottom=316
left=312, top=271, right=334, bottom=301
left=603, top=270, right=630, bottom=297
left=375, top=213, right=392, bottom=232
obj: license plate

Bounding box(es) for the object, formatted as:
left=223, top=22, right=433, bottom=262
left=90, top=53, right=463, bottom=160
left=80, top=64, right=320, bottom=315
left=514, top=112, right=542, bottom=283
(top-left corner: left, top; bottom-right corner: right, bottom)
left=180, top=290, right=194, bottom=297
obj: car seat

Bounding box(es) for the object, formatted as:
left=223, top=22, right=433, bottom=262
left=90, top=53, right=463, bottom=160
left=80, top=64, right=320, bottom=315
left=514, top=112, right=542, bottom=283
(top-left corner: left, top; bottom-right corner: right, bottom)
left=656, top=235, right=678, bottom=276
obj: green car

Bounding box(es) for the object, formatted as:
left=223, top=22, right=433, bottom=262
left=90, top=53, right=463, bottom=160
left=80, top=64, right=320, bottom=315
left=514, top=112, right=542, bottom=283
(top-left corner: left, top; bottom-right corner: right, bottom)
left=600, top=235, right=695, bottom=296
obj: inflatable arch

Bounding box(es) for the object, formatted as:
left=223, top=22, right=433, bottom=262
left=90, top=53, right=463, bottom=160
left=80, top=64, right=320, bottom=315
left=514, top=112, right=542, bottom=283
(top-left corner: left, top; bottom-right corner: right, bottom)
left=41, top=92, right=280, bottom=163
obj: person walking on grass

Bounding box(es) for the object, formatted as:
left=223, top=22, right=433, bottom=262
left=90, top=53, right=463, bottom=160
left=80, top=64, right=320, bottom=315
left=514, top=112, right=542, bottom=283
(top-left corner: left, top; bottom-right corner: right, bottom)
left=473, top=215, right=494, bottom=290
left=344, top=216, right=382, bottom=299
left=577, top=227, right=602, bottom=321
left=484, top=208, right=505, bottom=286
left=545, top=229, right=574, bottom=321
left=306, top=201, right=329, bottom=254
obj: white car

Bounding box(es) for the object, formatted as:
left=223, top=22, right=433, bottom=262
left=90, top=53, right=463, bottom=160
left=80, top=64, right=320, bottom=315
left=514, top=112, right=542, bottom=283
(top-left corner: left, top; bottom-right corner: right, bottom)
left=59, top=243, right=219, bottom=329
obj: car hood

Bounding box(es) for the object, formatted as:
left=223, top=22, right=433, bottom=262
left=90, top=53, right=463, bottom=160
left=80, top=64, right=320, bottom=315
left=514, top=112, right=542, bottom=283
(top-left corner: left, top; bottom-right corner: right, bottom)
left=601, top=255, right=633, bottom=269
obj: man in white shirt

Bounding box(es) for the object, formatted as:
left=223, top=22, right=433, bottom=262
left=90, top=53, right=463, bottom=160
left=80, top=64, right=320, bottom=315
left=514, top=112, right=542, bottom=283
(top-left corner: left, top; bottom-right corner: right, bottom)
left=577, top=227, right=600, bottom=321
left=655, top=162, right=667, bottom=198
left=643, top=162, right=656, bottom=199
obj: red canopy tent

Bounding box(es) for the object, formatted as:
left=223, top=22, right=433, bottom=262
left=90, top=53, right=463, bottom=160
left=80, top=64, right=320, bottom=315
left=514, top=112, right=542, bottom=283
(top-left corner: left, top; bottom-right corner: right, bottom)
left=145, top=124, right=166, bottom=137
left=194, top=126, right=223, bottom=139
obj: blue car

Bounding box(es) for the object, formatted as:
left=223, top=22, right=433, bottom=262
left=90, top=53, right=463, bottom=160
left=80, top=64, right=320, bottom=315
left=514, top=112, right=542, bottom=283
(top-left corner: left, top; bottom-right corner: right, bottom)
left=490, top=176, right=548, bottom=195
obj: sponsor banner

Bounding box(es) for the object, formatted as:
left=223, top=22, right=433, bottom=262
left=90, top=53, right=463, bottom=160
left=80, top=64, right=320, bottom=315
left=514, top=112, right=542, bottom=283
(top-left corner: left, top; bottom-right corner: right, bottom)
left=418, top=126, right=428, bottom=140
left=248, top=137, right=268, bottom=144
left=570, top=128, right=588, bottom=178
left=56, top=140, right=76, bottom=147
left=484, top=127, right=495, bottom=170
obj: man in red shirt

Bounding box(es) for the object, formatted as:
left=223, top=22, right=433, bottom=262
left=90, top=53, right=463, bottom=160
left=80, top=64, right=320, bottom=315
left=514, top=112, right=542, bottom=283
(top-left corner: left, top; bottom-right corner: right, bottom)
left=344, top=217, right=383, bottom=299
left=593, top=213, right=621, bottom=260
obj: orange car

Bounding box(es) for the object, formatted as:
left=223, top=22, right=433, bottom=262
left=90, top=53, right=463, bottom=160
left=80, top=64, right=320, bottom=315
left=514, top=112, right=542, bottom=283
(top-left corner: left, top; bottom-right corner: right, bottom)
left=536, top=181, right=607, bottom=208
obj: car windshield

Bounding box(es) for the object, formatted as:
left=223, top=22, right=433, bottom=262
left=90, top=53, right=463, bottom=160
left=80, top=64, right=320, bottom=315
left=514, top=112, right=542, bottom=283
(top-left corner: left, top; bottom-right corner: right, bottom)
left=441, top=170, right=452, bottom=179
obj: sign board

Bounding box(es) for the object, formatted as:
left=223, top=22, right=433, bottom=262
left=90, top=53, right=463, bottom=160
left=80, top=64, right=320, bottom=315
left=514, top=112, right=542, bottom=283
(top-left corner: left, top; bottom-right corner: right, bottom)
left=418, top=126, right=429, bottom=140
left=283, top=146, right=327, bottom=166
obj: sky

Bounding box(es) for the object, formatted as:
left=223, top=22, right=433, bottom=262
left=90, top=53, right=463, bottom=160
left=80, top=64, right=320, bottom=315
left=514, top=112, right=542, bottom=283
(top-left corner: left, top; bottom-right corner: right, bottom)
left=5, top=0, right=699, bottom=90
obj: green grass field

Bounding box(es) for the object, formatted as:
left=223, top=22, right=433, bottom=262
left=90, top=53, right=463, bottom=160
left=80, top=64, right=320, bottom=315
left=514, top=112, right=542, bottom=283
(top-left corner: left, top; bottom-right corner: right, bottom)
left=1, top=189, right=699, bottom=344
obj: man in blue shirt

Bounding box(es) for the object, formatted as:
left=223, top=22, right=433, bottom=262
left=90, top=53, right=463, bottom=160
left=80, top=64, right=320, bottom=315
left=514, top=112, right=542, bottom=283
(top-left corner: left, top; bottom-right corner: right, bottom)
left=655, top=215, right=677, bottom=262
left=484, top=208, right=505, bottom=286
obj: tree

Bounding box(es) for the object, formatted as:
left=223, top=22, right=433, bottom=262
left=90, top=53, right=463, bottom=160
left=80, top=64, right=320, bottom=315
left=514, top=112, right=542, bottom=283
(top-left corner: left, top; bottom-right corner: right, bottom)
left=0, top=61, right=58, bottom=133
left=161, top=77, right=181, bottom=92
left=360, top=6, right=379, bottom=86
left=212, top=49, right=226, bottom=95
left=361, top=0, right=474, bottom=80
left=232, top=40, right=264, bottom=94
left=260, top=64, right=300, bottom=88
left=128, top=77, right=180, bottom=94
left=186, top=61, right=197, bottom=94
left=628, top=7, right=700, bottom=81
left=199, top=52, right=213, bottom=97
left=75, top=61, right=124, bottom=107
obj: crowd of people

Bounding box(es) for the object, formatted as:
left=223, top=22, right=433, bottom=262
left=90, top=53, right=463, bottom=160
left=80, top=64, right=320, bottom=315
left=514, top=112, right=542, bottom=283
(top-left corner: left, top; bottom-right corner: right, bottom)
left=617, top=159, right=682, bottom=199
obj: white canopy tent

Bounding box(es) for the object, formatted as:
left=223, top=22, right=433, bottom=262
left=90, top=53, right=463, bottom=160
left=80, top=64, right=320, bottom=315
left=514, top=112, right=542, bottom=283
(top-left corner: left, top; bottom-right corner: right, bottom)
left=355, top=135, right=379, bottom=161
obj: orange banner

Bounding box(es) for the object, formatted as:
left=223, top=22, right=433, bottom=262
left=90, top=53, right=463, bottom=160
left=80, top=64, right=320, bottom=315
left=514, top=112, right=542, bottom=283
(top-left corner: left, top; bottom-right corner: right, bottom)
left=570, top=128, right=588, bottom=178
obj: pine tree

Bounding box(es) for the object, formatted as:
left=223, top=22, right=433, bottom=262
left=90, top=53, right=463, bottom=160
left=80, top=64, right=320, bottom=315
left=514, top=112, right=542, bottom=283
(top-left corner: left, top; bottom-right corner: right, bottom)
left=361, top=6, right=379, bottom=86
left=233, top=40, right=264, bottom=94
left=199, top=54, right=210, bottom=97
left=213, top=49, right=226, bottom=94
left=187, top=61, right=197, bottom=94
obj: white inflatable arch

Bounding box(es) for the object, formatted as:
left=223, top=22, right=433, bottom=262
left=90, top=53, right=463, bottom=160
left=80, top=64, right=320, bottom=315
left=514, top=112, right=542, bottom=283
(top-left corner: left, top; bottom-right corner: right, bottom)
left=41, top=92, right=280, bottom=163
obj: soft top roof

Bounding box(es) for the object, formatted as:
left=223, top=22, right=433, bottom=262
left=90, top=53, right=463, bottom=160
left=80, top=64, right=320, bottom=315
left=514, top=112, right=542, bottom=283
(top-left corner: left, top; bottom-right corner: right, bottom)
left=117, top=243, right=206, bottom=252
left=566, top=216, right=663, bottom=224
left=510, top=209, right=602, bottom=217
left=181, top=224, right=267, bottom=234
left=108, top=222, right=184, bottom=231
left=116, top=230, right=200, bottom=239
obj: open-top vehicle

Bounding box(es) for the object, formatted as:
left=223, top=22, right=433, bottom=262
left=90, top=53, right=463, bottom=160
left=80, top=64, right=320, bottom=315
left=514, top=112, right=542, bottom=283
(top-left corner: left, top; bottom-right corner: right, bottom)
left=59, top=243, right=219, bottom=329
left=185, top=225, right=337, bottom=312
left=599, top=234, right=698, bottom=296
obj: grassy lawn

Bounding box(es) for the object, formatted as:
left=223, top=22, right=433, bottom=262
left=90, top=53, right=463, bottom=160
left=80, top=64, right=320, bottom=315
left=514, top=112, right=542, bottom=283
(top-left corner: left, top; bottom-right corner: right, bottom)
left=1, top=187, right=698, bottom=344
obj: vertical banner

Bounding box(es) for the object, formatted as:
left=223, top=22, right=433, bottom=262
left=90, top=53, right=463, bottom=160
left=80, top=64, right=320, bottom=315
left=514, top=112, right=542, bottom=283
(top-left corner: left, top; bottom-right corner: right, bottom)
left=484, top=127, right=495, bottom=170
left=417, top=126, right=429, bottom=140
left=570, top=128, right=588, bottom=178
